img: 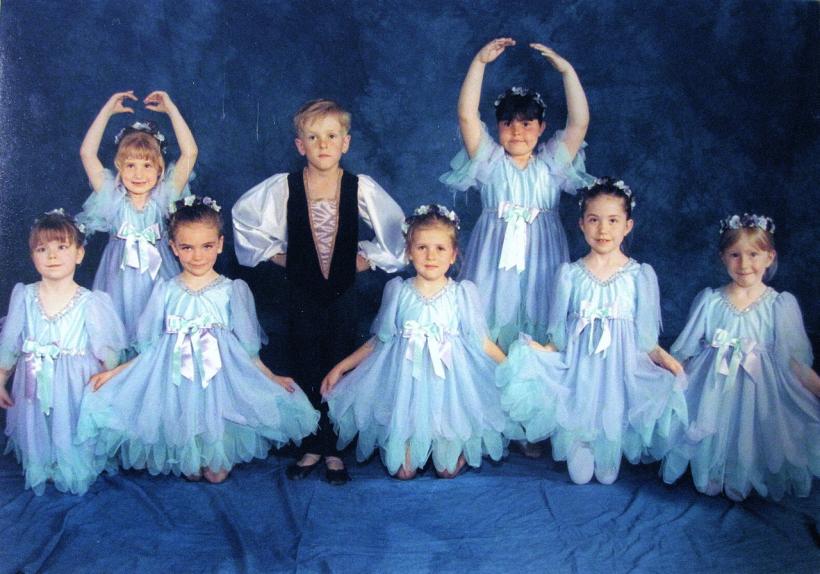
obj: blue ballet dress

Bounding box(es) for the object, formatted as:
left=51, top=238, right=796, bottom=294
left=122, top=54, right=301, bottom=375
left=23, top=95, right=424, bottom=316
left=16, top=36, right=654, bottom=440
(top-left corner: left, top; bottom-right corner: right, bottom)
left=77, top=164, right=190, bottom=346
left=497, top=260, right=688, bottom=481
left=660, top=287, right=820, bottom=500
left=0, top=284, right=126, bottom=495
left=77, top=276, right=319, bottom=477
left=440, top=124, right=594, bottom=348
left=326, top=277, right=521, bottom=475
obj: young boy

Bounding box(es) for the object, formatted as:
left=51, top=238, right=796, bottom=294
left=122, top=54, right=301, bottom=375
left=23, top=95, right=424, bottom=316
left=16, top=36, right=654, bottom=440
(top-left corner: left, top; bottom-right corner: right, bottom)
left=232, top=99, right=406, bottom=485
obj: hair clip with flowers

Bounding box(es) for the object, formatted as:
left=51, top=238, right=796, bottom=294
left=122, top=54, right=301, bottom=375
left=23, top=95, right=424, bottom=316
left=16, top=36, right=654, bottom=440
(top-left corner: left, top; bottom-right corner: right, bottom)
left=719, top=213, right=775, bottom=235
left=114, top=121, right=168, bottom=155
left=401, top=204, right=460, bottom=237
left=493, top=87, right=547, bottom=119
left=169, top=195, right=222, bottom=214
left=578, top=177, right=636, bottom=211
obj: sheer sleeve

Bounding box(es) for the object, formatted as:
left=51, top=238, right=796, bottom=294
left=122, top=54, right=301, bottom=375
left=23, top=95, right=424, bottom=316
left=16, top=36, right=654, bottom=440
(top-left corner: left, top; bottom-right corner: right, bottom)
left=231, top=173, right=290, bottom=267
left=536, top=130, right=596, bottom=195
left=546, top=263, right=573, bottom=350
left=635, top=263, right=662, bottom=353
left=134, top=279, right=170, bottom=353
left=370, top=277, right=404, bottom=343
left=229, top=279, right=268, bottom=358
left=456, top=281, right=490, bottom=348
left=76, top=169, right=121, bottom=234
left=773, top=291, right=813, bottom=370
left=356, top=175, right=407, bottom=273
left=86, top=291, right=128, bottom=369
left=439, top=122, right=505, bottom=192
left=0, top=283, right=27, bottom=369
left=670, top=288, right=714, bottom=362
left=152, top=161, right=194, bottom=215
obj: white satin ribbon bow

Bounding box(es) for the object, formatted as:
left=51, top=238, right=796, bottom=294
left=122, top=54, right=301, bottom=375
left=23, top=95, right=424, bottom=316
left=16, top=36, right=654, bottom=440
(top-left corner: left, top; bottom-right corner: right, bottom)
left=710, top=328, right=762, bottom=393
left=497, top=201, right=541, bottom=273
left=22, top=339, right=62, bottom=414
left=117, top=222, right=162, bottom=279
left=575, top=300, right=616, bottom=356
left=402, top=320, right=453, bottom=380
left=166, top=314, right=223, bottom=388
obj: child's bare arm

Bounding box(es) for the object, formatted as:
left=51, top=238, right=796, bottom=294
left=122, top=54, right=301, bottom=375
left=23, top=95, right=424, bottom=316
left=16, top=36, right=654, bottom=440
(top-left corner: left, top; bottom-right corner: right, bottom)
left=483, top=338, right=506, bottom=364
left=254, top=357, right=296, bottom=393
left=144, top=91, right=198, bottom=194
left=649, top=346, right=684, bottom=376
left=530, top=44, right=589, bottom=159
left=0, top=368, right=12, bottom=408
left=458, top=38, right=516, bottom=158
left=320, top=339, right=376, bottom=396
left=90, top=359, right=134, bottom=391
left=80, top=91, right=137, bottom=192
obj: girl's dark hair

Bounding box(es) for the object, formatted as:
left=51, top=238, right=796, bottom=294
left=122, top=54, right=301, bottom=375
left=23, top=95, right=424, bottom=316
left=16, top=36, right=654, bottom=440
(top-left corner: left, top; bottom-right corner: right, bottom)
left=578, top=177, right=636, bottom=219
left=494, top=87, right=546, bottom=123
left=168, top=196, right=224, bottom=241
left=29, top=209, right=86, bottom=251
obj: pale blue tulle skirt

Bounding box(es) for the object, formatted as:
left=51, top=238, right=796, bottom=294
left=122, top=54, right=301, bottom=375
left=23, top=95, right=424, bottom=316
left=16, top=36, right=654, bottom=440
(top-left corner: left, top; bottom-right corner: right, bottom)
left=498, top=325, right=688, bottom=481
left=661, top=346, right=820, bottom=500
left=459, top=209, right=569, bottom=349
left=5, top=354, right=106, bottom=495
left=78, top=331, right=319, bottom=477
left=327, top=337, right=522, bottom=475
left=92, top=236, right=180, bottom=346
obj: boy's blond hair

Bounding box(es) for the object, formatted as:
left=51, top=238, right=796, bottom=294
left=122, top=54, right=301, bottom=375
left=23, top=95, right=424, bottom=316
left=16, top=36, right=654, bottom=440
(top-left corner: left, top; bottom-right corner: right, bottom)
left=293, top=99, right=351, bottom=136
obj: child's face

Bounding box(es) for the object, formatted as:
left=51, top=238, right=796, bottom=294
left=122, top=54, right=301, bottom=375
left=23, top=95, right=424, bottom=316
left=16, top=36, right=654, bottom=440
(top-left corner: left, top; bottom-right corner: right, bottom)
left=119, top=156, right=160, bottom=196
left=295, top=114, right=351, bottom=172
left=170, top=222, right=223, bottom=279
left=31, top=237, right=84, bottom=283
left=497, top=118, right=546, bottom=162
left=579, top=195, right=633, bottom=256
left=407, top=225, right=457, bottom=284
left=720, top=235, right=775, bottom=289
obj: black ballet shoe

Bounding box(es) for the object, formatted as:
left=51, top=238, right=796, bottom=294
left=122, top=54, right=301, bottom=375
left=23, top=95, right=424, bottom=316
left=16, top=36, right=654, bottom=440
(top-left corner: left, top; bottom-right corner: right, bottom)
left=325, top=466, right=351, bottom=486
left=286, top=460, right=320, bottom=480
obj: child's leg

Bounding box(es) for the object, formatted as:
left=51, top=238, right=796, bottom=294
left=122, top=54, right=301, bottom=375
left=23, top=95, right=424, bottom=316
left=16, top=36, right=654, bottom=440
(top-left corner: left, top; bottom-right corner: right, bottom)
left=203, top=467, right=230, bottom=484
left=567, top=443, right=594, bottom=484
left=394, top=446, right=417, bottom=480
left=287, top=288, right=341, bottom=460
left=435, top=455, right=466, bottom=479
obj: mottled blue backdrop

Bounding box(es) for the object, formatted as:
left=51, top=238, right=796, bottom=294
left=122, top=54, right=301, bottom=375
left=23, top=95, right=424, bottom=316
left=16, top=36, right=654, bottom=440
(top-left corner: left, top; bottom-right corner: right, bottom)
left=0, top=0, right=817, bottom=350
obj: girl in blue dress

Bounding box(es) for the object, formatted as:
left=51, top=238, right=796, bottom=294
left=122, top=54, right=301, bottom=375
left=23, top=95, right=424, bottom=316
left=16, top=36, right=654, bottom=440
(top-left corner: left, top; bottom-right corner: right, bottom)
left=78, top=197, right=319, bottom=484
left=322, top=205, right=519, bottom=479
left=440, top=38, right=595, bottom=351
left=661, top=214, right=820, bottom=500
left=0, top=210, right=127, bottom=495
left=498, top=178, right=688, bottom=485
left=78, top=90, right=197, bottom=348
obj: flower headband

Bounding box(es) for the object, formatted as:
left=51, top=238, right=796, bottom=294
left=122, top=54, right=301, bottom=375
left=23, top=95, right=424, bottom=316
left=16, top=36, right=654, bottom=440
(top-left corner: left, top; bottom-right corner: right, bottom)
left=169, top=195, right=222, bottom=214
left=32, top=208, right=87, bottom=240
left=493, top=86, right=547, bottom=120
left=401, top=204, right=460, bottom=237
left=719, top=213, right=775, bottom=235
left=578, top=178, right=636, bottom=211
left=114, top=121, right=167, bottom=154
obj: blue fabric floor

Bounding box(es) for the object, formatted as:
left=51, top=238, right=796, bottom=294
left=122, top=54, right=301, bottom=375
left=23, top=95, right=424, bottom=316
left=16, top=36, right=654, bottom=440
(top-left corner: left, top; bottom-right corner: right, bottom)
left=1, top=442, right=818, bottom=574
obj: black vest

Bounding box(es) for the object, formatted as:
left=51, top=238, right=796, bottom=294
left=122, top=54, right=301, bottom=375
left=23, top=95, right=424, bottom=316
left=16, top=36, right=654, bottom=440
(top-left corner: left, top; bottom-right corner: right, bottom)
left=285, top=171, right=359, bottom=301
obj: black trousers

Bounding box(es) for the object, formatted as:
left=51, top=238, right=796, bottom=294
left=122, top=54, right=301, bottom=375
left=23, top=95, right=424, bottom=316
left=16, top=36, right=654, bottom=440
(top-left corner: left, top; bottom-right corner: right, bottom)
left=287, top=284, right=359, bottom=457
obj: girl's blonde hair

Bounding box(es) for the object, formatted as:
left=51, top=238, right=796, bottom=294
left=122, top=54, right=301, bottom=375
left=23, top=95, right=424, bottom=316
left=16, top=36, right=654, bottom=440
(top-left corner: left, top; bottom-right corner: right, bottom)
left=403, top=205, right=460, bottom=252
left=719, top=227, right=778, bottom=280
left=114, top=131, right=165, bottom=176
